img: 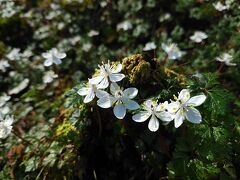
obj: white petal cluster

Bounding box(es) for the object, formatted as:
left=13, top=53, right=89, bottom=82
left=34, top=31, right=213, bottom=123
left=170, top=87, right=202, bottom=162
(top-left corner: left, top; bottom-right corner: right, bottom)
left=42, top=48, right=66, bottom=67
left=0, top=94, right=11, bottom=107
left=167, top=89, right=206, bottom=128
left=97, top=83, right=139, bottom=119
left=190, top=31, right=208, bottom=43
left=0, top=60, right=10, bottom=72
left=143, top=42, right=157, bottom=51
left=161, top=43, right=184, bottom=60
left=82, top=43, right=92, bottom=52
left=216, top=53, right=236, bottom=66
left=6, top=48, right=21, bottom=61
left=78, top=62, right=139, bottom=119
left=89, top=62, right=125, bottom=89
left=0, top=113, right=14, bottom=139
left=78, top=61, right=206, bottom=131
left=0, top=1, right=22, bottom=18
left=43, top=70, right=58, bottom=83
left=117, top=20, right=133, bottom=31
left=8, top=78, right=30, bottom=95
left=78, top=82, right=102, bottom=103
left=132, top=99, right=173, bottom=132
left=88, top=30, right=99, bottom=37
left=132, top=89, right=206, bottom=131
left=213, top=2, right=230, bottom=11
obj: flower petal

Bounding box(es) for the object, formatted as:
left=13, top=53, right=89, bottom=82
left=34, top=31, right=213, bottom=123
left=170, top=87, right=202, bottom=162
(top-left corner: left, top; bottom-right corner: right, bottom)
left=110, top=82, right=120, bottom=95
left=97, top=77, right=109, bottom=89
left=55, top=52, right=66, bottom=59
left=97, top=95, right=115, bottom=108
left=89, top=75, right=104, bottom=85
left=167, top=101, right=180, bottom=113
left=109, top=73, right=125, bottom=82
left=226, top=62, right=237, bottom=66
left=178, top=89, right=190, bottom=103
left=53, top=58, right=62, bottom=65
left=77, top=87, right=90, bottom=96
left=156, top=111, right=174, bottom=122
left=174, top=109, right=184, bottom=128
left=161, top=43, right=167, bottom=52
left=83, top=89, right=95, bottom=103
left=44, top=59, right=53, bottom=66
left=143, top=99, right=154, bottom=110
left=3, top=115, right=14, bottom=126
left=123, top=88, right=138, bottom=99
left=42, top=52, right=51, bottom=59
left=125, top=99, right=140, bottom=110
left=185, top=107, right=202, bottom=124
left=113, top=103, right=126, bottom=119
left=96, top=90, right=109, bottom=98
left=111, top=64, right=122, bottom=73
left=148, top=115, right=159, bottom=132
left=132, top=111, right=150, bottom=122
left=187, top=95, right=206, bottom=107
left=156, top=101, right=168, bottom=112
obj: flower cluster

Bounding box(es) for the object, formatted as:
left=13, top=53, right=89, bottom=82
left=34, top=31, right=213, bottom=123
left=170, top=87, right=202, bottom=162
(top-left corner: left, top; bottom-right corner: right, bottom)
left=132, top=99, right=173, bottom=132
left=78, top=62, right=207, bottom=131
left=216, top=53, right=236, bottom=66
left=190, top=31, right=208, bottom=43
left=133, top=89, right=206, bottom=131
left=167, top=89, right=206, bottom=128
left=161, top=43, right=185, bottom=60
left=78, top=62, right=140, bottom=119
left=0, top=113, right=14, bottom=139
left=42, top=48, right=66, bottom=67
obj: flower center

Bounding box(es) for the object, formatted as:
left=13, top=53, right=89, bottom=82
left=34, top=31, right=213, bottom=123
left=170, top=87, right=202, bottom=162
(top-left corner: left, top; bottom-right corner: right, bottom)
left=115, top=90, right=123, bottom=98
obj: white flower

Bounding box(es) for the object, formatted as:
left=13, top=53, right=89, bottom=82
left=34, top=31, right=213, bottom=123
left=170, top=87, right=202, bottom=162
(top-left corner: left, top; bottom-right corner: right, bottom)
left=0, top=1, right=21, bottom=18
left=0, top=94, right=11, bottom=107
left=132, top=99, right=173, bottom=132
left=167, top=89, right=206, bottom=128
left=42, top=48, right=66, bottom=66
left=9, top=78, right=30, bottom=95
left=1, top=106, right=10, bottom=115
left=82, top=43, right=92, bottom=52
left=190, top=31, right=208, bottom=43
left=6, top=48, right=21, bottom=61
left=161, top=43, right=184, bottom=60
left=70, top=36, right=81, bottom=46
left=97, top=83, right=139, bottom=119
left=22, top=49, right=33, bottom=58
left=0, top=60, right=10, bottom=72
left=43, top=71, right=58, bottom=83
left=143, top=42, right=156, bottom=51
left=213, top=2, right=230, bottom=11
left=216, top=53, right=236, bottom=66
left=89, top=62, right=125, bottom=89
left=88, top=30, right=99, bottom=37
left=117, top=20, right=133, bottom=31
left=0, top=114, right=14, bottom=139
left=159, top=13, right=171, bottom=22
left=100, top=1, right=108, bottom=7
left=34, top=25, right=50, bottom=40
left=78, top=80, right=103, bottom=103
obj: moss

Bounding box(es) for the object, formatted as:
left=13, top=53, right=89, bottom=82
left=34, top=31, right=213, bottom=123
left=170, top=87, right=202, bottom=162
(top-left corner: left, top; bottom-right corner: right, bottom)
left=56, top=120, right=76, bottom=137
left=122, top=54, right=167, bottom=86
left=122, top=54, right=151, bottom=85
left=55, top=120, right=79, bottom=146
left=164, top=67, right=186, bottom=86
